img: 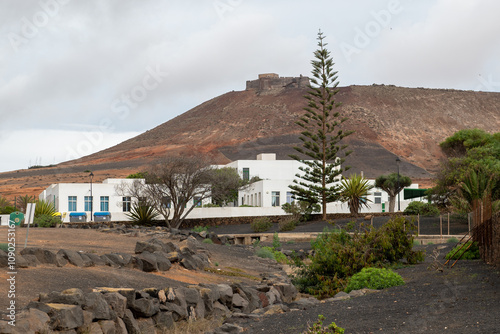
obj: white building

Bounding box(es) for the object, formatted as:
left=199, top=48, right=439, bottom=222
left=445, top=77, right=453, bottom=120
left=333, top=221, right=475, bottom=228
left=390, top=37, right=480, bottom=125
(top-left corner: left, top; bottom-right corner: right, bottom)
left=231, top=153, right=420, bottom=214
left=39, top=178, right=142, bottom=223
left=225, top=153, right=316, bottom=207
left=38, top=153, right=422, bottom=222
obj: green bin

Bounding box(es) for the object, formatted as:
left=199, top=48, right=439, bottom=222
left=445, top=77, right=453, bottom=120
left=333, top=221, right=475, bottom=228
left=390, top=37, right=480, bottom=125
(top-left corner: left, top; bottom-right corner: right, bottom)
left=9, top=211, right=25, bottom=226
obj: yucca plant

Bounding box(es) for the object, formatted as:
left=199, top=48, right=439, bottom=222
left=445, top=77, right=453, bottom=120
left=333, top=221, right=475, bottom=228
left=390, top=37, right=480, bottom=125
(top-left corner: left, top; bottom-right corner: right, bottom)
left=34, top=199, right=57, bottom=217
left=339, top=174, right=373, bottom=215
left=126, top=203, right=160, bottom=225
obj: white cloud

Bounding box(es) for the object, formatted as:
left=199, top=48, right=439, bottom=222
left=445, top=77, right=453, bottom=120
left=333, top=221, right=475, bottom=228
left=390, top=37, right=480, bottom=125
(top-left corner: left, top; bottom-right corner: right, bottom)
left=0, top=129, right=140, bottom=172
left=0, top=0, right=499, bottom=172
left=352, top=0, right=500, bottom=89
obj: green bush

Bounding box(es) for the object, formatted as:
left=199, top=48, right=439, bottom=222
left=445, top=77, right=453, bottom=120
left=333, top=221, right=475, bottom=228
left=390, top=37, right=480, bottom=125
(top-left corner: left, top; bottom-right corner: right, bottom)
left=0, top=206, right=18, bottom=214
left=282, top=201, right=321, bottom=222
left=447, top=237, right=459, bottom=244
left=202, top=238, right=214, bottom=244
left=256, top=247, right=275, bottom=260
left=272, top=232, right=281, bottom=249
left=192, top=225, right=209, bottom=233
left=251, top=217, right=272, bottom=232
left=303, top=315, right=344, bottom=334
left=293, top=216, right=424, bottom=298
left=404, top=201, right=440, bottom=216
left=274, top=251, right=288, bottom=264
left=35, top=214, right=60, bottom=227
left=445, top=241, right=480, bottom=260
left=0, top=243, right=8, bottom=252
left=345, top=267, right=404, bottom=293
left=279, top=216, right=297, bottom=231
left=256, top=246, right=288, bottom=264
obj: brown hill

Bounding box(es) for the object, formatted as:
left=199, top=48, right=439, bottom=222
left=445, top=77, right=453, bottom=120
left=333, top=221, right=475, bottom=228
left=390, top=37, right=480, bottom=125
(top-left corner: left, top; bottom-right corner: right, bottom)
left=1, top=76, right=499, bottom=199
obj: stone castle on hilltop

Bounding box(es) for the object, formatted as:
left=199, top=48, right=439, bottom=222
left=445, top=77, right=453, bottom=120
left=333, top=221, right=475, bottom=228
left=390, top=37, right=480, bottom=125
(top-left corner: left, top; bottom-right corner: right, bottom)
left=246, top=73, right=310, bottom=92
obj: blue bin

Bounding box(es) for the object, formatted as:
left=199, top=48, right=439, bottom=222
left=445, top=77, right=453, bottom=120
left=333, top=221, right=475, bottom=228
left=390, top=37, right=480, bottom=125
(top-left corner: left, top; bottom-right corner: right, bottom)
left=69, top=212, right=87, bottom=223
left=93, top=212, right=111, bottom=222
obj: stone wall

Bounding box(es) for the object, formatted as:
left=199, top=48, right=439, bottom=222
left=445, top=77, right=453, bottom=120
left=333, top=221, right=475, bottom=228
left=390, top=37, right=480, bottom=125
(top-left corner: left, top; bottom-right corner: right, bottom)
left=0, top=281, right=298, bottom=333
left=246, top=73, right=310, bottom=92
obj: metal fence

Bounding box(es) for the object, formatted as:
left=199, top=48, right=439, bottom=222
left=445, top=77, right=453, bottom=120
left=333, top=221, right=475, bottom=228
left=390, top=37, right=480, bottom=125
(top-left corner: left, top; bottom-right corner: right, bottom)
left=473, top=212, right=500, bottom=267
left=331, top=214, right=470, bottom=236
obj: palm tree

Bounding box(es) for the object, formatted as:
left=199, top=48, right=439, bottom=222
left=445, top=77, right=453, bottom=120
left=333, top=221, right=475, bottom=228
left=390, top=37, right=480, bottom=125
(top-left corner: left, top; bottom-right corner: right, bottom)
left=0, top=196, right=11, bottom=209
left=457, top=169, right=497, bottom=225
left=16, top=195, right=35, bottom=213
left=340, top=174, right=374, bottom=216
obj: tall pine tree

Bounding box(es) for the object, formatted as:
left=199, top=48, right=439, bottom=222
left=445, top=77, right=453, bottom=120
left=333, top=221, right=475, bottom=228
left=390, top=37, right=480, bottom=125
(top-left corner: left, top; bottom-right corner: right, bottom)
left=289, top=31, right=353, bottom=220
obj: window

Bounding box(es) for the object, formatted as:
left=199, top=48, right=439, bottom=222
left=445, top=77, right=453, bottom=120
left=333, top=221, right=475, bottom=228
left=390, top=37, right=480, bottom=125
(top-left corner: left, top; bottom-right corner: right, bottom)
left=84, top=196, right=93, bottom=212
left=68, top=196, right=77, bottom=211
left=194, top=197, right=202, bottom=207
left=243, top=168, right=250, bottom=181
left=100, top=196, right=109, bottom=211
left=271, top=191, right=280, bottom=207
left=122, top=197, right=131, bottom=212
left=374, top=192, right=382, bottom=204
left=286, top=192, right=294, bottom=204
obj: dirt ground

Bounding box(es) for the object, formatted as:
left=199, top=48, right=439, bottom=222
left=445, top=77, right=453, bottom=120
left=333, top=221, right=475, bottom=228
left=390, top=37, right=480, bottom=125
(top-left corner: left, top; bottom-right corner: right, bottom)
left=0, top=227, right=280, bottom=319
left=1, top=225, right=499, bottom=334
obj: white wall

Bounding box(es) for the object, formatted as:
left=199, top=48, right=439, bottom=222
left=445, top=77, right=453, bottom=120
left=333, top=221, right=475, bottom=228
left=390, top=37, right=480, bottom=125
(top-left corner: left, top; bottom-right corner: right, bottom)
left=37, top=160, right=425, bottom=222
left=0, top=214, right=10, bottom=226
left=39, top=179, right=142, bottom=223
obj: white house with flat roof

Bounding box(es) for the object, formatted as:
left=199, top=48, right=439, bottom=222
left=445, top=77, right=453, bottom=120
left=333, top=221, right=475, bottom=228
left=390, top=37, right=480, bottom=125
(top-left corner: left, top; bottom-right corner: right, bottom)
left=232, top=153, right=419, bottom=213
left=38, top=153, right=421, bottom=222
left=39, top=178, right=143, bottom=222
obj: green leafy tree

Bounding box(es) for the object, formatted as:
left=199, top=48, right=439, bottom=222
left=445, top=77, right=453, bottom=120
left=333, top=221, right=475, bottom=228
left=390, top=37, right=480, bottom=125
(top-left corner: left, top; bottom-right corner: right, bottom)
left=375, top=173, right=412, bottom=212
left=210, top=167, right=245, bottom=206
left=430, top=129, right=500, bottom=210
left=339, top=174, right=373, bottom=216
left=289, top=31, right=353, bottom=220
left=404, top=201, right=440, bottom=216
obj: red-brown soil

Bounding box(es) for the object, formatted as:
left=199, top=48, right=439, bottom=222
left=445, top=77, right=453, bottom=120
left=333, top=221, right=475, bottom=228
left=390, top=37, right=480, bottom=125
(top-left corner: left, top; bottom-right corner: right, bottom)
left=1, top=84, right=499, bottom=199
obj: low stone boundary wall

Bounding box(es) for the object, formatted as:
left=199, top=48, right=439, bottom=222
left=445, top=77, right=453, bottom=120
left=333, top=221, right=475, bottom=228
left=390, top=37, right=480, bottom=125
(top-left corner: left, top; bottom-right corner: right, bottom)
left=57, top=212, right=398, bottom=230
left=0, top=280, right=299, bottom=333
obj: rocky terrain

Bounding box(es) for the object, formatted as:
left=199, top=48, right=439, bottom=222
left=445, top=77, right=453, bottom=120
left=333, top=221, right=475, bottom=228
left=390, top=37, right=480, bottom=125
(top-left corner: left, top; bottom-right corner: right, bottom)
left=1, top=81, right=500, bottom=198
left=1, top=224, right=499, bottom=333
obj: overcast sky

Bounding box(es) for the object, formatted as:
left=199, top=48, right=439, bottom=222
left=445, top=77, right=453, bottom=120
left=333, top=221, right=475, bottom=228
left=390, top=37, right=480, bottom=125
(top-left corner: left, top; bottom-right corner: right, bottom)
left=1, top=0, right=499, bottom=172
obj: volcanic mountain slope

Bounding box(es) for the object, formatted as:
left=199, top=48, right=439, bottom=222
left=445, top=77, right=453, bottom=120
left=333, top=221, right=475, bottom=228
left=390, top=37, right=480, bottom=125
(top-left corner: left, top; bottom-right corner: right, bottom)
left=1, top=82, right=500, bottom=198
